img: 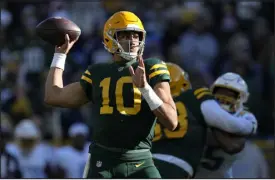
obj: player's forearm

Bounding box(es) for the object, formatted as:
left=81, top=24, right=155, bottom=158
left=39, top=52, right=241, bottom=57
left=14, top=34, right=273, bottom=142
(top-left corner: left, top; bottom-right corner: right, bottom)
left=139, top=83, right=178, bottom=131
left=153, top=102, right=178, bottom=131
left=212, top=129, right=246, bottom=154
left=44, top=67, right=64, bottom=105
left=201, top=100, right=256, bottom=135
left=224, top=137, right=246, bottom=154
left=45, top=67, right=88, bottom=107
left=45, top=53, right=66, bottom=105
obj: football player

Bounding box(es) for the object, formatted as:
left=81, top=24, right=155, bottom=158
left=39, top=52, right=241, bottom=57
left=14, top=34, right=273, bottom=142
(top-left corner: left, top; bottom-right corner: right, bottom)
left=7, top=119, right=54, bottom=178
left=195, top=72, right=258, bottom=178
left=52, top=123, right=90, bottom=178
left=152, top=63, right=257, bottom=178
left=44, top=11, right=178, bottom=178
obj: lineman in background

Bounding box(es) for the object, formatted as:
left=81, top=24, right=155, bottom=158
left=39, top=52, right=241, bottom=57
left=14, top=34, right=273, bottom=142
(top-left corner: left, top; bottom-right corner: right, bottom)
left=152, top=64, right=257, bottom=178
left=7, top=119, right=54, bottom=178
left=196, top=72, right=258, bottom=178
left=52, top=123, right=90, bottom=178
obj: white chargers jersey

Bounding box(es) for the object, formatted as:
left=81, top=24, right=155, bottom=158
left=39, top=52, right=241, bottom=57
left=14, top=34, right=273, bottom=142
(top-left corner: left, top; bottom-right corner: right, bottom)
left=6, top=142, right=54, bottom=178
left=232, top=141, right=269, bottom=178
left=52, top=143, right=90, bottom=178
left=195, top=146, right=240, bottom=178
left=195, top=110, right=257, bottom=178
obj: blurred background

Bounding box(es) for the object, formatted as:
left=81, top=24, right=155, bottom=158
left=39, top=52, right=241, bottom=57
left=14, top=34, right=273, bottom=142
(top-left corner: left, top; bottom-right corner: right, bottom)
left=1, top=0, right=274, bottom=178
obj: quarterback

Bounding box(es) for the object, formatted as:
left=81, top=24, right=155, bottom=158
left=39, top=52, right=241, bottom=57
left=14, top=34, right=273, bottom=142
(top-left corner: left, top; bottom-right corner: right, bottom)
left=152, top=64, right=257, bottom=178
left=44, top=11, right=177, bottom=178
left=195, top=72, right=258, bottom=178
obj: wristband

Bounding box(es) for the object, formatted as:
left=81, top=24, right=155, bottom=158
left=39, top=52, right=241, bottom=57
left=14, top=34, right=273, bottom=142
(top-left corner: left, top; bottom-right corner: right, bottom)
left=50, top=53, right=67, bottom=70
left=139, top=83, right=163, bottom=110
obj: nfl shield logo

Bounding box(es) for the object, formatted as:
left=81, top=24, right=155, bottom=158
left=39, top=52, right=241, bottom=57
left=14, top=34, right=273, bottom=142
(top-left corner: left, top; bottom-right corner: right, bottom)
left=96, top=161, right=102, bottom=167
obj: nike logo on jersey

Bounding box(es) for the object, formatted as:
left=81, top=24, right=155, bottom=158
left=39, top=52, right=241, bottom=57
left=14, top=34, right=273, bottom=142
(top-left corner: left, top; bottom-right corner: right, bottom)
left=135, top=161, right=145, bottom=168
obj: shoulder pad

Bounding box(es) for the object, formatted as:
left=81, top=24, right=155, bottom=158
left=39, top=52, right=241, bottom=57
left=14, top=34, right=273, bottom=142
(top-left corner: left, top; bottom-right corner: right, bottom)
left=144, top=58, right=165, bottom=66
left=193, top=87, right=212, bottom=100
left=144, top=58, right=170, bottom=87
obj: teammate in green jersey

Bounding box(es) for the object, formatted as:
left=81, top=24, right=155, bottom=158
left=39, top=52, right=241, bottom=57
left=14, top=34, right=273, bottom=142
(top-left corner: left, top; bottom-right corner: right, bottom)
left=152, top=63, right=257, bottom=178
left=44, top=11, right=178, bottom=178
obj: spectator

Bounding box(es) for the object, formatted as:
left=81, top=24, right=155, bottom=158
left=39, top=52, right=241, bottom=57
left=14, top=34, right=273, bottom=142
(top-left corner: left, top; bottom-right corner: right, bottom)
left=178, top=7, right=218, bottom=85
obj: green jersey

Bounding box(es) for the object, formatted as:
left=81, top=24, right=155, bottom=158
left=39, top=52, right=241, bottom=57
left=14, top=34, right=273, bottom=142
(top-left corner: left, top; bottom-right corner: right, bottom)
left=80, top=58, right=170, bottom=151
left=152, top=87, right=215, bottom=170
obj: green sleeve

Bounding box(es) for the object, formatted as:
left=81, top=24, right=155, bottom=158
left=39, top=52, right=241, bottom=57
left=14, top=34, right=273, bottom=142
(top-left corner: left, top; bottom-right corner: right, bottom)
left=180, top=88, right=215, bottom=126
left=144, top=58, right=170, bottom=88
left=191, top=87, right=215, bottom=103
left=181, top=88, right=215, bottom=114
left=79, top=66, right=93, bottom=101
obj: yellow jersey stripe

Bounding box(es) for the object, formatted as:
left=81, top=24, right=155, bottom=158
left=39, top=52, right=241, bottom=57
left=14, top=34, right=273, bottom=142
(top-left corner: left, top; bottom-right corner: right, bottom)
left=196, top=91, right=212, bottom=99
left=84, top=70, right=91, bottom=75
left=194, top=88, right=209, bottom=96
left=150, top=64, right=167, bottom=70
left=81, top=75, right=92, bottom=84
left=149, top=70, right=170, bottom=79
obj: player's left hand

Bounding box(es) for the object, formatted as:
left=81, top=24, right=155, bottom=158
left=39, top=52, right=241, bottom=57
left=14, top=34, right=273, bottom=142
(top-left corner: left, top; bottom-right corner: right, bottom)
left=129, top=56, right=147, bottom=88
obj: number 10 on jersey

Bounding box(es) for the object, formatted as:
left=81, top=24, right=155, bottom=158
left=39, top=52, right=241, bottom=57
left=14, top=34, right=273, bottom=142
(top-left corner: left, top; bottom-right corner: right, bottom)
left=100, top=76, right=142, bottom=115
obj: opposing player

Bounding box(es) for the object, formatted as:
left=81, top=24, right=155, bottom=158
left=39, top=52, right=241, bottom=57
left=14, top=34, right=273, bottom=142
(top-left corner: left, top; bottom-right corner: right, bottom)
left=152, top=64, right=257, bottom=178
left=52, top=123, right=90, bottom=178
left=195, top=72, right=258, bottom=178
left=44, top=11, right=178, bottom=178
left=7, top=119, right=54, bottom=178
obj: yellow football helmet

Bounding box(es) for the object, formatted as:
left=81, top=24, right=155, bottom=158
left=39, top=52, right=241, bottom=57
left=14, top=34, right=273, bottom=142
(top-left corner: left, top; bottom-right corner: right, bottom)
left=166, top=63, right=191, bottom=96
left=103, top=11, right=146, bottom=61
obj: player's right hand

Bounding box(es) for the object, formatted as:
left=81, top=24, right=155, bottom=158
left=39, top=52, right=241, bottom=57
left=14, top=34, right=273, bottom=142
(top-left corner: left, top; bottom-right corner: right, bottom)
left=55, top=34, right=78, bottom=55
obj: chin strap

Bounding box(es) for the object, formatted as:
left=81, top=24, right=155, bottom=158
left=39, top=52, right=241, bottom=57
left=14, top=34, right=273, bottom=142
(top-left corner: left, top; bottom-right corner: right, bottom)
left=117, top=59, right=137, bottom=72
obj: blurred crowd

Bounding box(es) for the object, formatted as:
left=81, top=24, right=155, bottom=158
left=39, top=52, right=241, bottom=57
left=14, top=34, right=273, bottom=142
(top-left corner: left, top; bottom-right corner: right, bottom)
left=1, top=0, right=274, bottom=178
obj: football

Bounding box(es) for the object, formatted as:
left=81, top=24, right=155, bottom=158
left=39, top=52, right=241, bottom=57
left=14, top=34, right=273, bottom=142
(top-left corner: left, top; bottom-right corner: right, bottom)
left=36, top=17, right=81, bottom=46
